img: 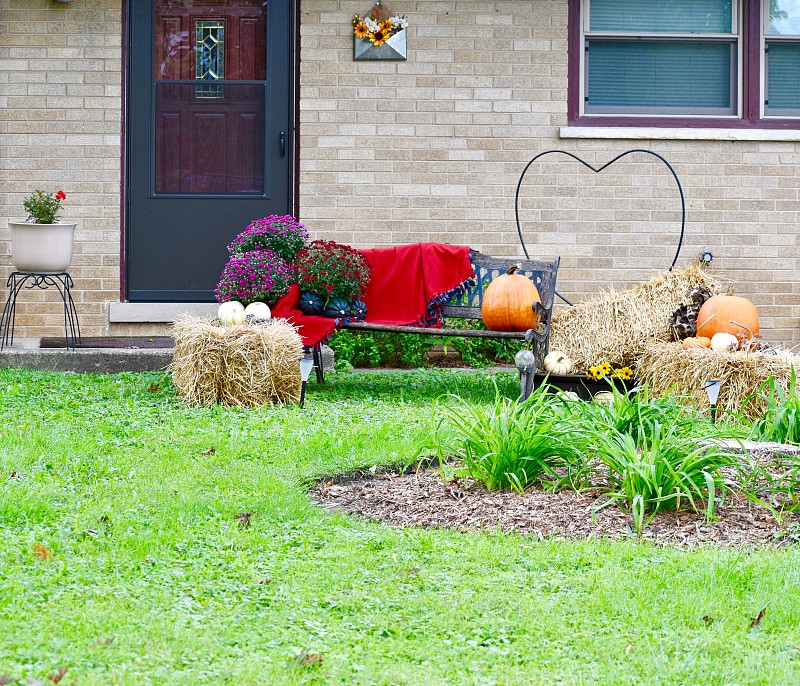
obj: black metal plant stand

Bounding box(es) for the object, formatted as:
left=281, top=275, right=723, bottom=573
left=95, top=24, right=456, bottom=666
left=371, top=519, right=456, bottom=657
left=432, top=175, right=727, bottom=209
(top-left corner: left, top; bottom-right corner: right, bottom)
left=0, top=272, right=82, bottom=350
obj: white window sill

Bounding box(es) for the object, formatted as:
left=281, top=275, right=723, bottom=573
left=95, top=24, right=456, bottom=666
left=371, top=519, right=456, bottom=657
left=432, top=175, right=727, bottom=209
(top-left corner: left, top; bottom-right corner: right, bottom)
left=560, top=126, right=800, bottom=142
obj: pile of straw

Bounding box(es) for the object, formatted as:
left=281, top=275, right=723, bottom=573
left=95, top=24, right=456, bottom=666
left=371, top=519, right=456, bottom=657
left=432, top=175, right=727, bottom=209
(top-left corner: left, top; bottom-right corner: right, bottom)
left=636, top=342, right=800, bottom=420
left=171, top=316, right=303, bottom=407
left=550, top=264, right=723, bottom=370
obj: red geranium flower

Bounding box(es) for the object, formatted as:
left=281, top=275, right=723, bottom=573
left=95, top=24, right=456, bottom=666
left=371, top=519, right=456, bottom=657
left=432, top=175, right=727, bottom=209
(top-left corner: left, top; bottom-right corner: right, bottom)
left=55, top=190, right=66, bottom=200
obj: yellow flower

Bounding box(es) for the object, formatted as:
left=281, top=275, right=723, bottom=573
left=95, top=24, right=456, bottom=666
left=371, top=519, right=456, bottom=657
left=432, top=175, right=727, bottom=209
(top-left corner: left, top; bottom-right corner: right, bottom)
left=613, top=367, right=634, bottom=380
left=380, top=19, right=394, bottom=33
left=369, top=29, right=389, bottom=46
left=587, top=366, right=603, bottom=381
left=354, top=21, right=370, bottom=38
left=599, top=361, right=613, bottom=376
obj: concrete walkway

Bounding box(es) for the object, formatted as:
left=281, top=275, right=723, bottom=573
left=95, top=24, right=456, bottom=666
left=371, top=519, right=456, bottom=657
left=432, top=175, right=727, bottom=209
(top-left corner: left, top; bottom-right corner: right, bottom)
left=0, top=338, right=335, bottom=374
left=0, top=338, right=173, bottom=374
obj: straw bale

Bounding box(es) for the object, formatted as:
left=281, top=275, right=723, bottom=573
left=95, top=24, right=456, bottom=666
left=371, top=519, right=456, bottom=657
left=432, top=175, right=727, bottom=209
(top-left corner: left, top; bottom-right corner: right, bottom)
left=636, top=342, right=800, bottom=420
left=171, top=317, right=227, bottom=406
left=219, top=321, right=303, bottom=407
left=171, top=316, right=303, bottom=407
left=550, top=264, right=724, bottom=370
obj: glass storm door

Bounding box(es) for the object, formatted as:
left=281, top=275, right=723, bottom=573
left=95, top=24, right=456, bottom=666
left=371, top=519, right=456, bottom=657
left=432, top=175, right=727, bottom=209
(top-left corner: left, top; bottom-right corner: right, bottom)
left=126, top=0, right=293, bottom=301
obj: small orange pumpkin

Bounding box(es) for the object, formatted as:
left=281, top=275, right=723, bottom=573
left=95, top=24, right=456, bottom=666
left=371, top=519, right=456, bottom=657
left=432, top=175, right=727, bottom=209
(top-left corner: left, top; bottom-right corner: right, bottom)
left=681, top=336, right=711, bottom=350
left=696, top=291, right=759, bottom=342
left=481, top=265, right=541, bottom=332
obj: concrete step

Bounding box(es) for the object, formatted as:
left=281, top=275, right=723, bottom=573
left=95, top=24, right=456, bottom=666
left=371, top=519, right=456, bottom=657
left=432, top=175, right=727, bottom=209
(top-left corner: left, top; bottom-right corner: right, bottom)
left=0, top=338, right=334, bottom=375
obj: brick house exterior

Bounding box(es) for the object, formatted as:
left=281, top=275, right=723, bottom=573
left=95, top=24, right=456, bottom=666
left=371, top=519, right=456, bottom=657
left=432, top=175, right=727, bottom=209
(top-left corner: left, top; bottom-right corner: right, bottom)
left=2, top=1, right=799, bottom=343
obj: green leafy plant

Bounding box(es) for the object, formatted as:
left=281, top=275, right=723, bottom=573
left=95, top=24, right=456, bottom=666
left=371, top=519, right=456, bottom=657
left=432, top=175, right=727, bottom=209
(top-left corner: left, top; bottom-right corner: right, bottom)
left=589, top=421, right=738, bottom=534
left=22, top=189, right=67, bottom=224
left=328, top=321, right=523, bottom=370
left=440, top=318, right=523, bottom=367
left=434, top=385, right=583, bottom=492
left=569, top=382, right=703, bottom=446
left=748, top=368, right=800, bottom=445
left=328, top=330, right=437, bottom=369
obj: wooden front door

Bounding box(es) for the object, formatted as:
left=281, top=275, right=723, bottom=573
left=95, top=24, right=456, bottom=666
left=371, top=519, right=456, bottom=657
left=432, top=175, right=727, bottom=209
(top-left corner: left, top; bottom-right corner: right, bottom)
left=126, top=0, right=294, bottom=301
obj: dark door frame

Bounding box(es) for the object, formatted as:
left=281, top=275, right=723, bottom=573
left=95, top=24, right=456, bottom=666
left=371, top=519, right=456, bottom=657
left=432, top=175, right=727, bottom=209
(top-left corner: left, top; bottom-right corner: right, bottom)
left=119, top=0, right=301, bottom=302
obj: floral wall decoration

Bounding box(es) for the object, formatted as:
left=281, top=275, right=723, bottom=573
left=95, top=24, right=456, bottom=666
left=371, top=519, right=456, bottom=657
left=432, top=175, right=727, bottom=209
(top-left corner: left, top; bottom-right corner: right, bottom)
left=352, top=1, right=408, bottom=61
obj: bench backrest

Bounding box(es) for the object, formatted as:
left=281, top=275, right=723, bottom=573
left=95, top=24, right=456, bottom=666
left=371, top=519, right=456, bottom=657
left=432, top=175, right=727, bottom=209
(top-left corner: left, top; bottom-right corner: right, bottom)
left=443, top=252, right=560, bottom=363
left=443, top=252, right=560, bottom=320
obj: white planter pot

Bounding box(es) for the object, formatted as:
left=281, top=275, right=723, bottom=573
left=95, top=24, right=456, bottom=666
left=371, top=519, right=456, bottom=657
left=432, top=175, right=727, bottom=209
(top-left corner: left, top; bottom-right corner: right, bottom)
left=8, top=221, right=76, bottom=273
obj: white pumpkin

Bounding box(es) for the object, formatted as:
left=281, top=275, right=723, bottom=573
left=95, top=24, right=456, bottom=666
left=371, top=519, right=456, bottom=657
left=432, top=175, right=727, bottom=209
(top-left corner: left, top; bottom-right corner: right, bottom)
left=710, top=332, right=738, bottom=353
left=217, top=300, right=245, bottom=326
left=244, top=301, right=272, bottom=321
left=543, top=350, right=573, bottom=375
left=593, top=391, right=614, bottom=404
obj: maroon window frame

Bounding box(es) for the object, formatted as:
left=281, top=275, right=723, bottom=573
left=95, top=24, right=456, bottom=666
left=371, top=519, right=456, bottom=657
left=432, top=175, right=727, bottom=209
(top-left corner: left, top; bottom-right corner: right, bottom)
left=567, top=0, right=799, bottom=130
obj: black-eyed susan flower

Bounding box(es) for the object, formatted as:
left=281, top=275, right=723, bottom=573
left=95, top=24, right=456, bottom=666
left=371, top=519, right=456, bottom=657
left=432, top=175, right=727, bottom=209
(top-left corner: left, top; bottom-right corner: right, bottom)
left=613, top=367, right=634, bottom=381
left=354, top=21, right=370, bottom=38
left=599, top=361, right=613, bottom=376
left=587, top=366, right=603, bottom=381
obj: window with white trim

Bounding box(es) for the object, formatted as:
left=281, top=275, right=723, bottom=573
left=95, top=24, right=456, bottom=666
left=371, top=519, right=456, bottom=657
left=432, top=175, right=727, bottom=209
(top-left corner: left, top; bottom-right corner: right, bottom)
left=765, top=1, right=800, bottom=116
left=572, top=0, right=800, bottom=125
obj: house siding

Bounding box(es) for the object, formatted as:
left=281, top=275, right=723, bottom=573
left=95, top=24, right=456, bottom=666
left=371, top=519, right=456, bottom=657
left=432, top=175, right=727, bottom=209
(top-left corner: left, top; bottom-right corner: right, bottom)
left=1, top=0, right=122, bottom=337
left=1, top=0, right=799, bottom=343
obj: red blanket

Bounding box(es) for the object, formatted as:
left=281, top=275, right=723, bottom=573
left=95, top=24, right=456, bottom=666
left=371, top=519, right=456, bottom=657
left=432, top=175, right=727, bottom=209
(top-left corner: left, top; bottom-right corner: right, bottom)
left=271, top=243, right=474, bottom=347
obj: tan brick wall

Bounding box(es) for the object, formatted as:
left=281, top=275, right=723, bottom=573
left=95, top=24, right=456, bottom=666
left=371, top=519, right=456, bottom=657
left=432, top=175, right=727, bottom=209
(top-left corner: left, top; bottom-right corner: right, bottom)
left=2, top=1, right=798, bottom=344
left=299, top=0, right=800, bottom=344
left=0, top=0, right=122, bottom=338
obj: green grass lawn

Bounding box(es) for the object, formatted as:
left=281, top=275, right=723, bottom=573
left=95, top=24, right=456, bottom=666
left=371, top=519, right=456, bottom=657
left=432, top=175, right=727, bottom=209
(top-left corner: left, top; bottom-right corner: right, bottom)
left=2, top=368, right=800, bottom=685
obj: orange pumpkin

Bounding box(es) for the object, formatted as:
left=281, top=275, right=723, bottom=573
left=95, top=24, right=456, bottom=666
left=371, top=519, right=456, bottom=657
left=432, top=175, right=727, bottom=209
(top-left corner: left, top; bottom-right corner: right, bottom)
left=696, top=293, right=759, bottom=342
left=481, top=265, right=541, bottom=332
left=681, top=336, right=711, bottom=350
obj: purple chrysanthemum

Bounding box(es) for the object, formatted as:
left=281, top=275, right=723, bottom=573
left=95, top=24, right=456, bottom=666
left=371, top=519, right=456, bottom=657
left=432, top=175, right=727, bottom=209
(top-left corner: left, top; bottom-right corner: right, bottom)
left=227, top=215, right=308, bottom=261
left=215, top=250, right=292, bottom=305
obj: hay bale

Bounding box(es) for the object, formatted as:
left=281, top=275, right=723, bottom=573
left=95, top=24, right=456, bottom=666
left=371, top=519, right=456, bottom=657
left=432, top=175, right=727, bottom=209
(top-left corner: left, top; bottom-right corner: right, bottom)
left=171, top=317, right=227, bottom=406
left=171, top=316, right=303, bottom=407
left=219, top=321, right=303, bottom=407
left=636, top=342, right=800, bottom=420
left=550, top=264, right=724, bottom=370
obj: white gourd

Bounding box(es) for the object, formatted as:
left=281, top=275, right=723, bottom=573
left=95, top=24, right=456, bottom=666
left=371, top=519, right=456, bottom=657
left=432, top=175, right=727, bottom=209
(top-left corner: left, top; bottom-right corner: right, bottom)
left=244, top=301, right=272, bottom=321
left=710, top=332, right=738, bottom=352
left=543, top=350, right=573, bottom=375
left=218, top=300, right=245, bottom=326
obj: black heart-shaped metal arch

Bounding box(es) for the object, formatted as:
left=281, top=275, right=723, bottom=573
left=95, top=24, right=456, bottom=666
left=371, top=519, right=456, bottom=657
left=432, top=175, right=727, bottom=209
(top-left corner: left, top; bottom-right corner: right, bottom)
left=514, top=149, right=686, bottom=277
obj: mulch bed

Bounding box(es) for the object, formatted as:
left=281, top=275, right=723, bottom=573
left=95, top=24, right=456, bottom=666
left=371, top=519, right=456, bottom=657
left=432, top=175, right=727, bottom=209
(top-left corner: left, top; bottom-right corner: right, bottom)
left=312, top=442, right=800, bottom=549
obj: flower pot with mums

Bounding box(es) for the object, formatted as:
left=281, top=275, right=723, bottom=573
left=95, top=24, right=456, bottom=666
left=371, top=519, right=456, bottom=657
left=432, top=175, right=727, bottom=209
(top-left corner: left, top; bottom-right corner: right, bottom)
left=294, top=240, right=371, bottom=318
left=215, top=249, right=293, bottom=307
left=9, top=189, right=76, bottom=273
left=226, top=215, right=308, bottom=262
